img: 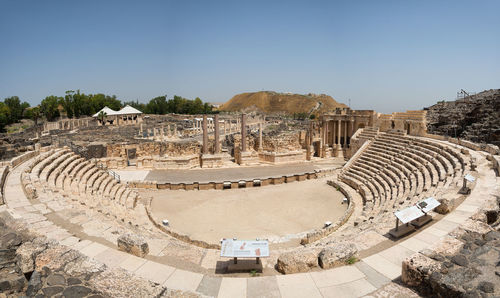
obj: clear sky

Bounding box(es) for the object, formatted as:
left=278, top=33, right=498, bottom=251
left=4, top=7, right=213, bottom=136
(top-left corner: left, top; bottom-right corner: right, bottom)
left=1, top=0, right=499, bottom=113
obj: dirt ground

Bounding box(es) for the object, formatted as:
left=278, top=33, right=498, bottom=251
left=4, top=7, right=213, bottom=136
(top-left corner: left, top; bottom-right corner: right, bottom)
left=144, top=178, right=347, bottom=244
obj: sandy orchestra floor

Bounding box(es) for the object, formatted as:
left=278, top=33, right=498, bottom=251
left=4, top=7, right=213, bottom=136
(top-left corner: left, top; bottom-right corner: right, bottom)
left=144, top=178, right=347, bottom=243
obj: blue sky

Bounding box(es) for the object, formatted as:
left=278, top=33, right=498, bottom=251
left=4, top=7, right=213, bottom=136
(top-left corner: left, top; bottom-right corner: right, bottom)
left=1, top=0, right=499, bottom=113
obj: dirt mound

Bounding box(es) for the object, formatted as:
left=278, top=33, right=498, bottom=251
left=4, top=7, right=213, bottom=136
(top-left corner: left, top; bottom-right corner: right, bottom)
left=425, top=89, right=500, bottom=145
left=220, top=91, right=347, bottom=115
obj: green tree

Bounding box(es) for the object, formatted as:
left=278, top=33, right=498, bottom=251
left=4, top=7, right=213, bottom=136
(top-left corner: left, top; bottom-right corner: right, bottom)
left=40, top=96, right=61, bottom=121
left=3, top=96, right=27, bottom=123
left=146, top=96, right=168, bottom=114
left=97, top=111, right=107, bottom=126
left=61, top=90, right=75, bottom=118
left=89, top=93, right=121, bottom=114
left=26, top=106, right=41, bottom=126
left=0, top=102, right=11, bottom=132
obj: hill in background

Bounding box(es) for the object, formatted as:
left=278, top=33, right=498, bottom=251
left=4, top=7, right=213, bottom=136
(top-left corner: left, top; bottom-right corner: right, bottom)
left=425, top=89, right=500, bottom=146
left=219, top=91, right=347, bottom=115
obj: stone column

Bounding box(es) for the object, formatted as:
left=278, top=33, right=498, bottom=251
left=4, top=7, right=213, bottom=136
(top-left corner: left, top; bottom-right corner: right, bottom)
left=322, top=120, right=327, bottom=158
left=258, top=122, right=263, bottom=151
left=332, top=120, right=336, bottom=148
left=215, top=114, right=220, bottom=154
left=161, top=126, right=165, bottom=141
left=140, top=123, right=143, bottom=135
left=337, top=120, right=342, bottom=149
left=350, top=119, right=355, bottom=136
left=173, top=125, right=177, bottom=137
left=306, top=122, right=313, bottom=161
left=319, top=124, right=323, bottom=157
left=241, top=114, right=247, bottom=152
left=202, top=115, right=208, bottom=154
left=344, top=120, right=347, bottom=147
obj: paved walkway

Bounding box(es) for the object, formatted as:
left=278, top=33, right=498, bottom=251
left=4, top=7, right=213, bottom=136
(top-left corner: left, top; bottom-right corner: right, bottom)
left=1, top=150, right=496, bottom=297
left=141, top=159, right=343, bottom=184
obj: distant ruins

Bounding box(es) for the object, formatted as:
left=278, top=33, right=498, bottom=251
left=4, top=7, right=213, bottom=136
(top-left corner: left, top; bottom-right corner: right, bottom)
left=1, top=93, right=499, bottom=297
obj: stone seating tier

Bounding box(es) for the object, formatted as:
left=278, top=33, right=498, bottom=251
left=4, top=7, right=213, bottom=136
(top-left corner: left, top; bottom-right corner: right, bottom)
left=23, top=148, right=139, bottom=221
left=357, top=155, right=412, bottom=200
left=340, top=133, right=466, bottom=224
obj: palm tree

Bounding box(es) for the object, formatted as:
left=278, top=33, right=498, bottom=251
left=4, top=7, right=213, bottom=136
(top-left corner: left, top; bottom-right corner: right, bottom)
left=98, top=111, right=107, bottom=126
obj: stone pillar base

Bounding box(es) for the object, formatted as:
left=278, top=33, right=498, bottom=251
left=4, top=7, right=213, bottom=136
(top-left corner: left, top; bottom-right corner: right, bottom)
left=237, top=151, right=260, bottom=165
left=201, top=153, right=230, bottom=168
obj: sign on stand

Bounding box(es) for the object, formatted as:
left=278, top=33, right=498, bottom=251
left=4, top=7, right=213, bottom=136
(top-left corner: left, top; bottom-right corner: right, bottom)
left=221, top=239, right=269, bottom=264
left=416, top=197, right=441, bottom=213
left=394, top=206, right=425, bottom=224
left=464, top=173, right=475, bottom=183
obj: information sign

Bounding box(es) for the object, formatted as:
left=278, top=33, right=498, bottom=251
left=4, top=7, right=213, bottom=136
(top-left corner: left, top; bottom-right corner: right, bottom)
left=394, top=206, right=425, bottom=224
left=416, top=197, right=441, bottom=213
left=220, top=239, right=270, bottom=258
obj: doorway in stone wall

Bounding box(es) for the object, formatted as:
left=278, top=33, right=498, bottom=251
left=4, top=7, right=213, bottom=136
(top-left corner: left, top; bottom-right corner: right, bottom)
left=404, top=122, right=411, bottom=135
left=127, top=148, right=137, bottom=166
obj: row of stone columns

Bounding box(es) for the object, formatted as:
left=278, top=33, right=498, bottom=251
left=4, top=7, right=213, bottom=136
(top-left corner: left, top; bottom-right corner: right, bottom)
left=140, top=124, right=178, bottom=140
left=325, top=119, right=355, bottom=149
left=193, top=118, right=247, bottom=136
left=318, top=119, right=357, bottom=158
left=200, top=113, right=264, bottom=155
left=44, top=119, right=90, bottom=131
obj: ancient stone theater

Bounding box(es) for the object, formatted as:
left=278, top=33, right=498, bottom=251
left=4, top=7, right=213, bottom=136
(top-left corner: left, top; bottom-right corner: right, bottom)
left=0, top=91, right=499, bottom=297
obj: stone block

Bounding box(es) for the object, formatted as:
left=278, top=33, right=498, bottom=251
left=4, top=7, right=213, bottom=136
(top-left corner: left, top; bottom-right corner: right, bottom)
left=276, top=249, right=319, bottom=274
left=117, top=233, right=149, bottom=258
left=16, top=241, right=47, bottom=273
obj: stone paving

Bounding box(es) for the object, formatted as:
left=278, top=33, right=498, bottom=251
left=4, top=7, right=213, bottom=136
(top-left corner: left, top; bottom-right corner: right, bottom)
left=1, top=148, right=497, bottom=297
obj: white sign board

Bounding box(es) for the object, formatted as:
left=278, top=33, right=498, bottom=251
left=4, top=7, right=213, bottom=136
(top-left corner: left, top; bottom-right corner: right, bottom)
left=394, top=206, right=425, bottom=224
left=220, top=239, right=269, bottom=258
left=416, top=197, right=441, bottom=213
left=464, top=173, right=475, bottom=183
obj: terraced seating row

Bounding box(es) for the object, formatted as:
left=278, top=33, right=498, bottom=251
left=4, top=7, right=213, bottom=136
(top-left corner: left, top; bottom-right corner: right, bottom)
left=22, top=148, right=140, bottom=218
left=340, top=131, right=466, bottom=223
left=356, top=127, right=379, bottom=141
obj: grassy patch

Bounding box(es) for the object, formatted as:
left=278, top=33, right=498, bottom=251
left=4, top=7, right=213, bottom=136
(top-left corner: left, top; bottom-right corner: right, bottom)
left=249, top=269, right=259, bottom=277
left=346, top=256, right=358, bottom=265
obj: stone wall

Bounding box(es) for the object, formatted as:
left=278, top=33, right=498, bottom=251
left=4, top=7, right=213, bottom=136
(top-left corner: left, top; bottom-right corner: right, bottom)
left=425, top=133, right=500, bottom=155
left=260, top=132, right=303, bottom=152
left=0, top=165, right=8, bottom=205
left=106, top=140, right=201, bottom=159
left=10, top=150, right=40, bottom=168
left=376, top=110, right=427, bottom=137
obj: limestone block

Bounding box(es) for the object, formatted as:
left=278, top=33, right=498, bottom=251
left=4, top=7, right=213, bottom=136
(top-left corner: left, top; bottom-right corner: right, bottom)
left=24, top=183, right=37, bottom=200
left=435, top=197, right=455, bottom=214
left=276, top=248, right=319, bottom=274
left=16, top=241, right=47, bottom=273
left=449, top=219, right=493, bottom=239
left=117, top=233, right=149, bottom=257
left=318, top=243, right=358, bottom=269
left=401, top=253, right=442, bottom=287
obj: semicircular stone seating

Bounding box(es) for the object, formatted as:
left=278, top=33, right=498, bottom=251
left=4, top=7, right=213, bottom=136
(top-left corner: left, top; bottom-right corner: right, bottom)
left=21, top=147, right=141, bottom=221
left=339, top=129, right=467, bottom=224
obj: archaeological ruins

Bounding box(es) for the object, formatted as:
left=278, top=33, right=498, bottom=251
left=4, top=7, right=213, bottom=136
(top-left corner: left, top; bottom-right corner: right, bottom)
left=0, top=93, right=499, bottom=297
